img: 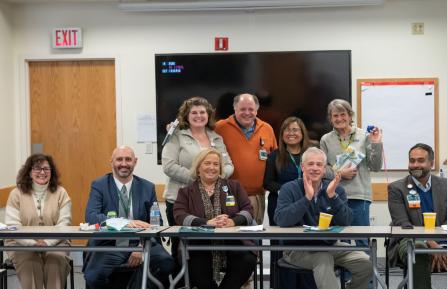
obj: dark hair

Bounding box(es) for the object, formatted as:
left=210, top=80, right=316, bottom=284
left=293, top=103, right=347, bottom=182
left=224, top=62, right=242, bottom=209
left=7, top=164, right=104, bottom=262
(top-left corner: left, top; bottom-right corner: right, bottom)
left=16, top=154, right=60, bottom=194
left=177, top=96, right=216, bottom=130
left=276, top=117, right=312, bottom=171
left=409, top=143, right=434, bottom=162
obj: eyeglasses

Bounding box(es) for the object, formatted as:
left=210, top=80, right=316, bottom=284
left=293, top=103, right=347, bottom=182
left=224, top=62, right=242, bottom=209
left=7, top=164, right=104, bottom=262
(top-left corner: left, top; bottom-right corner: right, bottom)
left=284, top=128, right=302, bottom=134
left=32, top=166, right=51, bottom=173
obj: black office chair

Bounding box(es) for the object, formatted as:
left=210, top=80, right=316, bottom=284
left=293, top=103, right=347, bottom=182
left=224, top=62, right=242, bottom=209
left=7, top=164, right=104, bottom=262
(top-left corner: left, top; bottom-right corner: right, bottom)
left=252, top=248, right=264, bottom=289
left=0, top=268, right=6, bottom=289
left=273, top=255, right=346, bottom=289
left=385, top=237, right=408, bottom=289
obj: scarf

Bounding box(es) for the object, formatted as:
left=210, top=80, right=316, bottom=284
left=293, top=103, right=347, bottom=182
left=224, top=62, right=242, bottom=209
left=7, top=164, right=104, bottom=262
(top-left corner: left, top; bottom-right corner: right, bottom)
left=198, top=178, right=227, bottom=282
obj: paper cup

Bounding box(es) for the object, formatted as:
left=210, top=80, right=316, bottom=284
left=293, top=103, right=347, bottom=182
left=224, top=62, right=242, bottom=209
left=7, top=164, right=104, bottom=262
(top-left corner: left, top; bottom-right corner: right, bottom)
left=423, top=212, right=436, bottom=229
left=318, top=212, right=333, bottom=230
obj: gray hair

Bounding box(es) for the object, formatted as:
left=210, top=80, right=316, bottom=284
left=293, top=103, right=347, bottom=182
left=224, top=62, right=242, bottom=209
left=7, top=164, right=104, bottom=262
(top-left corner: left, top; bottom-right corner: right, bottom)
left=301, top=147, right=327, bottom=165
left=327, top=99, right=355, bottom=125
left=190, top=148, right=225, bottom=180
left=233, top=93, right=260, bottom=110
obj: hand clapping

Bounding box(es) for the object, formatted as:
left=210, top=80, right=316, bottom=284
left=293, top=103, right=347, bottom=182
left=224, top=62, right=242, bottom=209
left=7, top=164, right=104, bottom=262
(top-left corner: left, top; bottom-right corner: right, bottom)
left=326, top=172, right=341, bottom=198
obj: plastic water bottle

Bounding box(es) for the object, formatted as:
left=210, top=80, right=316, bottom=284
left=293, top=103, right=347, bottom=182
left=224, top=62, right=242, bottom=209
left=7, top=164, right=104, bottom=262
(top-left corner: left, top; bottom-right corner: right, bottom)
left=150, top=202, right=161, bottom=228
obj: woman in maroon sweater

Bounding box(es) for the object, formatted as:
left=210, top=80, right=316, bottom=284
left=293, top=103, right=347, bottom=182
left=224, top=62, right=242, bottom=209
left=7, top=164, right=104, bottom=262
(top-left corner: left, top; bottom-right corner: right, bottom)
left=174, top=148, right=256, bottom=289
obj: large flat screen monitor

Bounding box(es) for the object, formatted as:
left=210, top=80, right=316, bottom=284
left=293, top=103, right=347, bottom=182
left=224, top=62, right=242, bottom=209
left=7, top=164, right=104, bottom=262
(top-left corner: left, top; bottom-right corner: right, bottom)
left=155, top=50, right=351, bottom=163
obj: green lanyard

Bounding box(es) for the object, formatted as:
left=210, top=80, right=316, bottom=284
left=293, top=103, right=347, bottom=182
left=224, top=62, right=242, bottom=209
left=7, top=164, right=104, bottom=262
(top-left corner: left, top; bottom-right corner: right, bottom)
left=118, top=187, right=132, bottom=218
left=338, top=133, right=354, bottom=152
left=289, top=152, right=302, bottom=178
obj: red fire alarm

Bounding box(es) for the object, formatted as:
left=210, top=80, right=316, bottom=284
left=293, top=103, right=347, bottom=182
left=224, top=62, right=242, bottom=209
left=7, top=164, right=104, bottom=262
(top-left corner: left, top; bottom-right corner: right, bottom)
left=215, top=37, right=229, bottom=51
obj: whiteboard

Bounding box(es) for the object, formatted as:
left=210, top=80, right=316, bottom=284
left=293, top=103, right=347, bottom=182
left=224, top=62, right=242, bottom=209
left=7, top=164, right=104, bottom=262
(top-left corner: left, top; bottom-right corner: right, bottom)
left=358, top=79, right=438, bottom=170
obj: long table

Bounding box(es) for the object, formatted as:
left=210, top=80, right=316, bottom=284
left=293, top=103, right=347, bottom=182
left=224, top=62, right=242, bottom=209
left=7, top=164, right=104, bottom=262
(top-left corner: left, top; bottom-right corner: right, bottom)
left=0, top=225, right=169, bottom=289
left=391, top=226, right=447, bottom=289
left=162, top=225, right=390, bottom=289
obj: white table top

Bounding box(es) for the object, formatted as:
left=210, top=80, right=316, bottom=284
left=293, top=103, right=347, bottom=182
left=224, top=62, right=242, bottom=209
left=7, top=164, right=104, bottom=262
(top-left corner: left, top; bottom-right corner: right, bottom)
left=392, top=226, right=447, bottom=238
left=0, top=225, right=168, bottom=239
left=161, top=225, right=391, bottom=239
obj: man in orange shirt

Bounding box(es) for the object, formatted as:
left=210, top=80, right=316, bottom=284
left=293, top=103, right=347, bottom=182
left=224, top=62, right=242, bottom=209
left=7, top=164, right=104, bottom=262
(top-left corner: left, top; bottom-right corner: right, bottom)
left=215, top=93, right=277, bottom=225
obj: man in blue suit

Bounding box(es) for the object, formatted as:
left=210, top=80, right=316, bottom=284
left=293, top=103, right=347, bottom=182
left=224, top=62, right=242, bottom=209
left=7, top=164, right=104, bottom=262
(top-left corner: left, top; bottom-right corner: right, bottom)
left=84, top=145, right=174, bottom=289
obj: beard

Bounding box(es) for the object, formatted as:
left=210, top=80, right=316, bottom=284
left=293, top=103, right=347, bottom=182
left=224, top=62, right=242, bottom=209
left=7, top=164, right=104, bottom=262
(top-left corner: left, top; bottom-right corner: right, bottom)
left=114, top=166, right=133, bottom=179
left=409, top=167, right=430, bottom=179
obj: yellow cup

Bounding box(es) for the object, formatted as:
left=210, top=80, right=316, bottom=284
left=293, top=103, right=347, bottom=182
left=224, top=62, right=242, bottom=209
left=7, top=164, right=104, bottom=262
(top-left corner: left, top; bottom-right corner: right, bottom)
left=423, top=212, right=436, bottom=229
left=318, top=212, right=333, bottom=230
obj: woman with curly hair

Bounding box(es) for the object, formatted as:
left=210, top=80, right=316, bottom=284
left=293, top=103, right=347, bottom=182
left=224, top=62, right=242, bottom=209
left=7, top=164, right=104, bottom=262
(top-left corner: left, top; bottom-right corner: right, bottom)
left=5, top=153, right=72, bottom=289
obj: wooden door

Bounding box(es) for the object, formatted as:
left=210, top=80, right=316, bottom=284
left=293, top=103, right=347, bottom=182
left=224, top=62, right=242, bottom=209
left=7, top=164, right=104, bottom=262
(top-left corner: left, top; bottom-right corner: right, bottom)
left=30, top=60, right=116, bottom=226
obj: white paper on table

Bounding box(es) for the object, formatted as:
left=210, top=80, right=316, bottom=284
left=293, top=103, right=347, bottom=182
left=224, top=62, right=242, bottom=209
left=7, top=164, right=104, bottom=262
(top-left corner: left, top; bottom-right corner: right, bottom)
left=106, top=218, right=130, bottom=231
left=137, top=113, right=157, bottom=143
left=237, top=225, right=264, bottom=232
left=441, top=225, right=447, bottom=231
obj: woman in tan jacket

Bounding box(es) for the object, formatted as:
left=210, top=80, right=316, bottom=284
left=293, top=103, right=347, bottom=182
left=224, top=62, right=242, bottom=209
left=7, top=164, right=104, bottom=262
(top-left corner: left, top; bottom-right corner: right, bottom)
left=5, top=153, right=72, bottom=289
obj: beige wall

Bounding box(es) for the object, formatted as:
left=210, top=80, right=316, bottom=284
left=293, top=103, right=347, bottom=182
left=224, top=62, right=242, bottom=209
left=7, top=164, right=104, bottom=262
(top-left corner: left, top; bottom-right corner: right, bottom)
left=0, top=3, right=15, bottom=188
left=2, top=1, right=447, bottom=256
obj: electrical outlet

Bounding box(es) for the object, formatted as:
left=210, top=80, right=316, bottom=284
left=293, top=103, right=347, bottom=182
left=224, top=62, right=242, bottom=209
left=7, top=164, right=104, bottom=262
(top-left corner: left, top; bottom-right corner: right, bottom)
left=369, top=215, right=376, bottom=225
left=412, top=22, right=424, bottom=35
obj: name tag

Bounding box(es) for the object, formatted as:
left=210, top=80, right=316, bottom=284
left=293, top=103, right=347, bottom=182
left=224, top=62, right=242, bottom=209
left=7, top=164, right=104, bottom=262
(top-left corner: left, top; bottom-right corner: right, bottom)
left=226, top=195, right=236, bottom=207
left=407, top=192, right=421, bottom=209
left=259, top=149, right=268, bottom=161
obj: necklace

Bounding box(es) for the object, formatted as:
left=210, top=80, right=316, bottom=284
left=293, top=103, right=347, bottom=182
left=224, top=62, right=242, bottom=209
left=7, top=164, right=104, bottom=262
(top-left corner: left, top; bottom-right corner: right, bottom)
left=202, top=183, right=216, bottom=196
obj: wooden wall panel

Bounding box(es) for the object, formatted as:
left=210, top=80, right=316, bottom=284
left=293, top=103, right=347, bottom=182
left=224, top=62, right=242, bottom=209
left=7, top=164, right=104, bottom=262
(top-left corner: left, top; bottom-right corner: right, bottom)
left=0, top=186, right=15, bottom=207
left=30, top=60, right=116, bottom=226
left=372, top=183, right=388, bottom=201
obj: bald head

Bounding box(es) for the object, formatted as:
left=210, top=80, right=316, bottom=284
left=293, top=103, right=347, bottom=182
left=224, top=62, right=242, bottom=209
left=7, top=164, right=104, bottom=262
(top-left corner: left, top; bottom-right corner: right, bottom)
left=111, top=146, right=136, bottom=160
left=111, top=146, right=137, bottom=183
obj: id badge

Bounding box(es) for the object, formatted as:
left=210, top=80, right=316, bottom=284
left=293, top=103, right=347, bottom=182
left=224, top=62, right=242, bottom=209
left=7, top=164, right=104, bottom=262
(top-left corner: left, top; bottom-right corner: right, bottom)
left=259, top=148, right=268, bottom=161
left=407, top=192, right=421, bottom=209
left=226, top=195, right=236, bottom=207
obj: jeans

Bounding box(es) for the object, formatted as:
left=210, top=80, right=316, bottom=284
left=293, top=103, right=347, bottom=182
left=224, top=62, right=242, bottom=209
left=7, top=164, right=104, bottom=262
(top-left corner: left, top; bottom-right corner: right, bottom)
left=348, top=199, right=371, bottom=247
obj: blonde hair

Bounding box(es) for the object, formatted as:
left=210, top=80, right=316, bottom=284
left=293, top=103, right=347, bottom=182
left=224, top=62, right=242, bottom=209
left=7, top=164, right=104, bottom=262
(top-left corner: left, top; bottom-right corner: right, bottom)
left=190, top=148, right=225, bottom=180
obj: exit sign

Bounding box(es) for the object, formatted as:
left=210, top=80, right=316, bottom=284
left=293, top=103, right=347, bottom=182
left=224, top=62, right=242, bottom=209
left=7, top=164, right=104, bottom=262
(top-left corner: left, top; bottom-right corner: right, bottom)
left=52, top=27, right=82, bottom=49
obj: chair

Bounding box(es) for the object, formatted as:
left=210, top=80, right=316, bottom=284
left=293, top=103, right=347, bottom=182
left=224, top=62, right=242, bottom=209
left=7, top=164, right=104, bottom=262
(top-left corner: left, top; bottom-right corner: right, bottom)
left=273, top=256, right=346, bottom=289
left=385, top=237, right=408, bottom=289
left=0, top=269, right=6, bottom=289
left=252, top=248, right=264, bottom=289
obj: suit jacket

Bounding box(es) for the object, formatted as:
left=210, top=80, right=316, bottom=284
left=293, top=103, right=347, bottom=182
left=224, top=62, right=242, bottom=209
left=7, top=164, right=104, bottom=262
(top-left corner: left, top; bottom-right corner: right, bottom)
left=388, top=174, right=447, bottom=265
left=85, top=173, right=158, bottom=245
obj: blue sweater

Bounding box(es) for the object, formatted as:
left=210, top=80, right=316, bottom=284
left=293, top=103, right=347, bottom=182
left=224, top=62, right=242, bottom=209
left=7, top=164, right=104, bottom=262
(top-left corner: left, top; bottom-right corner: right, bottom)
left=274, top=178, right=352, bottom=245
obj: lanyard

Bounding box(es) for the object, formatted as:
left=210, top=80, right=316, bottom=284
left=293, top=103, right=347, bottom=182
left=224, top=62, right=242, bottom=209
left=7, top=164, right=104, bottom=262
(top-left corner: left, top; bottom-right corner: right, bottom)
left=338, top=133, right=354, bottom=152
left=118, top=187, right=132, bottom=218
left=288, top=152, right=302, bottom=177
